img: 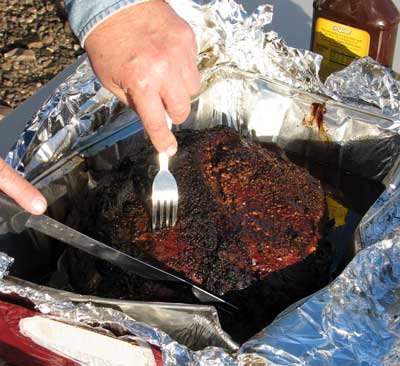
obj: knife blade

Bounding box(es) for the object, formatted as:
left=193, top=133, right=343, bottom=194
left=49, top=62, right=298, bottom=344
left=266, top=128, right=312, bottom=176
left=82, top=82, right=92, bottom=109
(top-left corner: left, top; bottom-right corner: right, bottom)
left=0, top=194, right=238, bottom=311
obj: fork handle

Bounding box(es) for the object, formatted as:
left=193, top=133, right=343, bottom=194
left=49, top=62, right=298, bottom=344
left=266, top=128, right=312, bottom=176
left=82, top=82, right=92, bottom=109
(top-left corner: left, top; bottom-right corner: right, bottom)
left=160, top=113, right=173, bottom=170
left=159, top=153, right=169, bottom=170
left=166, top=113, right=172, bottom=130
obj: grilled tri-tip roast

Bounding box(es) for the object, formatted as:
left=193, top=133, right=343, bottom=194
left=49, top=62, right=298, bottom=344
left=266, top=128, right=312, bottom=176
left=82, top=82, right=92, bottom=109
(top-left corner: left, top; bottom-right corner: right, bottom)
left=67, top=126, right=332, bottom=341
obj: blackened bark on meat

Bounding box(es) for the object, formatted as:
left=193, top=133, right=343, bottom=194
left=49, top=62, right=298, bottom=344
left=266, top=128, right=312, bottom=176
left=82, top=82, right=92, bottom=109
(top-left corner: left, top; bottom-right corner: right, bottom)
left=67, top=126, right=332, bottom=342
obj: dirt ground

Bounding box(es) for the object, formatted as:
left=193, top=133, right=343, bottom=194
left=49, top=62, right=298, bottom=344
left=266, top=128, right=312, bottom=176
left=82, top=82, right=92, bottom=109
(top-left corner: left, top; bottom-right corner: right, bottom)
left=0, top=0, right=84, bottom=119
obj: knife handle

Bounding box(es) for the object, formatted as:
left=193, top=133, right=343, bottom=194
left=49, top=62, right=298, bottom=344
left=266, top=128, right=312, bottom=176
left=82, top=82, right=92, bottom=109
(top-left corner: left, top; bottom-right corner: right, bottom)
left=0, top=193, right=30, bottom=233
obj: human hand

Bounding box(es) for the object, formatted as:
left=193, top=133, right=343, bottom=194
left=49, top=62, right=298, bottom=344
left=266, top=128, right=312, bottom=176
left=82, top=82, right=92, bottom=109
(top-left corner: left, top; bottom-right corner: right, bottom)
left=85, top=0, right=200, bottom=156
left=0, top=158, right=47, bottom=215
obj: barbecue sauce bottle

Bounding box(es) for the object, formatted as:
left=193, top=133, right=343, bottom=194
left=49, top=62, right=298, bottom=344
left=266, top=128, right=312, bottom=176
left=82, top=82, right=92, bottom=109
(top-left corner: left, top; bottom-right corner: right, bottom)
left=311, top=0, right=400, bottom=80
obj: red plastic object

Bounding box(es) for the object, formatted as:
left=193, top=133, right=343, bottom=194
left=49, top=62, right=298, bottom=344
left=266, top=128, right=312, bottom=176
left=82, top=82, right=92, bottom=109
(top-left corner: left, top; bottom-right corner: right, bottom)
left=0, top=300, right=78, bottom=366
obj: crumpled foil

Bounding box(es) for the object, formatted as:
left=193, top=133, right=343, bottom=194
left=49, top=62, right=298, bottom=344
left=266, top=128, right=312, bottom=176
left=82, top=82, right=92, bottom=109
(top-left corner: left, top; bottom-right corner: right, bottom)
left=325, top=57, right=400, bottom=122
left=5, top=0, right=321, bottom=176
left=239, top=235, right=400, bottom=366
left=7, top=0, right=400, bottom=176
left=5, top=274, right=239, bottom=352
left=0, top=257, right=237, bottom=365
left=0, top=253, right=13, bottom=280
left=5, top=59, right=118, bottom=178
left=182, top=0, right=324, bottom=95
left=3, top=0, right=400, bottom=365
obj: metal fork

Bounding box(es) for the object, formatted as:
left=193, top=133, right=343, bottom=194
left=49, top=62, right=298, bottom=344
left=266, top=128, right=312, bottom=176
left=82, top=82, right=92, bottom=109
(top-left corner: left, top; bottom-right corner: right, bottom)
left=151, top=114, right=178, bottom=230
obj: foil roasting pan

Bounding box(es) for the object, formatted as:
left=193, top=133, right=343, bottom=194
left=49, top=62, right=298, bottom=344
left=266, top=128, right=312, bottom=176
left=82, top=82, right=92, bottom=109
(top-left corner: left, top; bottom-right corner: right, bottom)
left=2, top=0, right=400, bottom=365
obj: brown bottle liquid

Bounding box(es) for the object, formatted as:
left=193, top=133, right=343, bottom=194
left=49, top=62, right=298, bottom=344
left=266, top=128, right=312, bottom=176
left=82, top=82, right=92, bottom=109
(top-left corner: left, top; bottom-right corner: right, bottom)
left=311, top=0, right=400, bottom=80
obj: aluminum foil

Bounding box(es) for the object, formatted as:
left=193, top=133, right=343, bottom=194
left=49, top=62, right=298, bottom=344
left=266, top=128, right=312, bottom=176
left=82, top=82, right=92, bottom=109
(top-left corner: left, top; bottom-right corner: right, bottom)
left=0, top=261, right=238, bottom=365
left=239, top=235, right=400, bottom=366
left=325, top=57, right=400, bottom=122
left=177, top=0, right=325, bottom=96
left=5, top=57, right=119, bottom=179
left=3, top=0, right=319, bottom=177
left=6, top=1, right=400, bottom=177
left=3, top=0, right=400, bottom=365
left=6, top=276, right=238, bottom=352
left=0, top=253, right=13, bottom=280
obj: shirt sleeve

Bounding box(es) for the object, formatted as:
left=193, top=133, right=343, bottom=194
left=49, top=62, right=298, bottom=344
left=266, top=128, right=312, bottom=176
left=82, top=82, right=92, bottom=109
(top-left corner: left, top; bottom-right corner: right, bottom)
left=65, top=0, right=203, bottom=47
left=65, top=0, right=146, bottom=47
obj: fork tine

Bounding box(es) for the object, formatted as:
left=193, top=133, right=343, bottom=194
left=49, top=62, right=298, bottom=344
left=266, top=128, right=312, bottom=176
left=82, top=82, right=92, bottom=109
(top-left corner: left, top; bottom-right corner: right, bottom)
left=166, top=200, right=170, bottom=227
left=172, top=199, right=178, bottom=226
left=152, top=199, right=157, bottom=230
left=160, top=200, right=165, bottom=228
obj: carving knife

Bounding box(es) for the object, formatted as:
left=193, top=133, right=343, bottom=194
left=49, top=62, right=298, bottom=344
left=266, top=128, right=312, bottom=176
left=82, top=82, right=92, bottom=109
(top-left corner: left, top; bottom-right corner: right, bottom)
left=0, top=194, right=238, bottom=312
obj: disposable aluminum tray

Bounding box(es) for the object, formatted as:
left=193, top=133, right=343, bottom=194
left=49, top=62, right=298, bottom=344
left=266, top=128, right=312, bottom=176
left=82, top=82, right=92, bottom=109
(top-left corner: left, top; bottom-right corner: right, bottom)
left=19, top=69, right=395, bottom=337
left=3, top=1, right=400, bottom=364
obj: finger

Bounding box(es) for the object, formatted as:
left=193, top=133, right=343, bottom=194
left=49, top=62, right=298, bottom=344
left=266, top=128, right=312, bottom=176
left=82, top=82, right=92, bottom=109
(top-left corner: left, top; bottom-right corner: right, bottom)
left=180, top=22, right=198, bottom=61
left=0, top=159, right=47, bottom=215
left=128, top=90, right=177, bottom=155
left=160, top=71, right=191, bottom=124
left=181, top=54, right=201, bottom=97
left=170, top=31, right=200, bottom=98
left=105, top=87, right=178, bottom=155
left=110, top=86, right=130, bottom=107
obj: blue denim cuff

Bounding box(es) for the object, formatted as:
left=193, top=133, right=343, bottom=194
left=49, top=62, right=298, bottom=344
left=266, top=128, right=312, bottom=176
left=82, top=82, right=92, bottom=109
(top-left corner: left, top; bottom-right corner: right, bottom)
left=65, top=0, right=145, bottom=46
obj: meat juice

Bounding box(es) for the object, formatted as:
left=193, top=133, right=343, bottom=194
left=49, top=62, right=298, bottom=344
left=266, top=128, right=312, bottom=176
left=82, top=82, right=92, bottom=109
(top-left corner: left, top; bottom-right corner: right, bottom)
left=286, top=151, right=385, bottom=277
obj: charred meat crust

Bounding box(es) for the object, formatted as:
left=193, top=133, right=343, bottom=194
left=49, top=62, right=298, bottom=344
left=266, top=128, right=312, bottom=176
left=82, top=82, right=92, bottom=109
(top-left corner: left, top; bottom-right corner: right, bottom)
left=70, top=126, right=327, bottom=297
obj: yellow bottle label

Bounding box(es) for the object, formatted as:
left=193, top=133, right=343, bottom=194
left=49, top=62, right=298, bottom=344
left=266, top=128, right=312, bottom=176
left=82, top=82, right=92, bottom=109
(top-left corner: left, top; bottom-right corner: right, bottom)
left=326, top=197, right=348, bottom=228
left=312, top=17, right=371, bottom=80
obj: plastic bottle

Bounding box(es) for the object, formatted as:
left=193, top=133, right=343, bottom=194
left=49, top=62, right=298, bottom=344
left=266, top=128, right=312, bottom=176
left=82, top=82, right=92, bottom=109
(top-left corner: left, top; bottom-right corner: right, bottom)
left=311, top=0, right=400, bottom=80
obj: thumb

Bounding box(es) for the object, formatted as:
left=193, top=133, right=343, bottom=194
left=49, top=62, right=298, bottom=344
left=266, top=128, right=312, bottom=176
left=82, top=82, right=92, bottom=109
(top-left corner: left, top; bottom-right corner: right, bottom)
left=0, top=158, right=47, bottom=215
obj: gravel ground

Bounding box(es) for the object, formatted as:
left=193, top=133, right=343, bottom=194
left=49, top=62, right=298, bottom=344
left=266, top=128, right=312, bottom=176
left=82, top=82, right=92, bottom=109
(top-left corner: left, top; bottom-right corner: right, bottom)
left=0, top=0, right=84, bottom=119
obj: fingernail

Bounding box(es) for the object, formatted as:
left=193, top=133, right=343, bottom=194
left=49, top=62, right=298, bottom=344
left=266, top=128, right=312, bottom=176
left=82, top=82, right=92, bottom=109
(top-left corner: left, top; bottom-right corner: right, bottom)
left=32, top=198, right=47, bottom=214
left=166, top=145, right=177, bottom=157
